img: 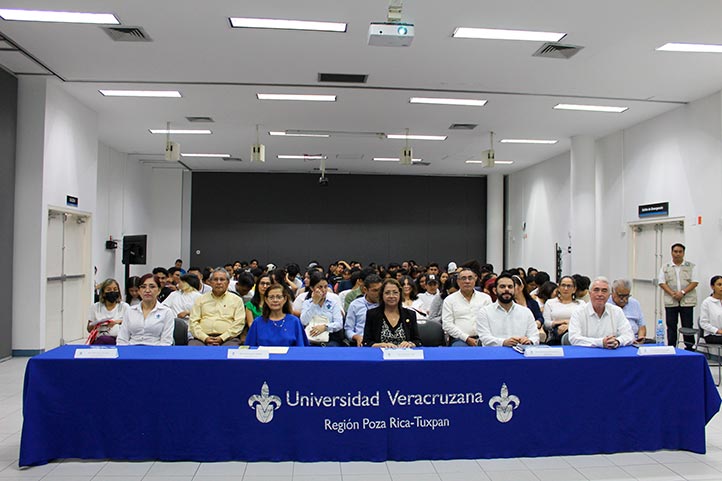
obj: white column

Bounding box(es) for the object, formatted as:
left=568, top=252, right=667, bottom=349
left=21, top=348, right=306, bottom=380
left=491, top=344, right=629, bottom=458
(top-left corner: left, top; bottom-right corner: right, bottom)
left=486, top=173, right=504, bottom=272
left=569, top=135, right=596, bottom=277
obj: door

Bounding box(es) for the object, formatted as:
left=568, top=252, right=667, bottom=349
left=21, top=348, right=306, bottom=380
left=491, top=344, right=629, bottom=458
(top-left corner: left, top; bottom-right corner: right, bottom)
left=45, top=210, right=92, bottom=349
left=629, top=219, right=684, bottom=342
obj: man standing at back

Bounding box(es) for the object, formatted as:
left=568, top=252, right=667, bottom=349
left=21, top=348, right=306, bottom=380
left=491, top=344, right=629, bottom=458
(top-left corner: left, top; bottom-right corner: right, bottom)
left=658, top=243, right=698, bottom=349
left=442, top=267, right=492, bottom=346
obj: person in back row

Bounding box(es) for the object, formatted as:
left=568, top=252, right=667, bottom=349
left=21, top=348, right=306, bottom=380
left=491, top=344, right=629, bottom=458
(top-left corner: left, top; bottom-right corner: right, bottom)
left=345, top=274, right=383, bottom=347
left=188, top=268, right=245, bottom=346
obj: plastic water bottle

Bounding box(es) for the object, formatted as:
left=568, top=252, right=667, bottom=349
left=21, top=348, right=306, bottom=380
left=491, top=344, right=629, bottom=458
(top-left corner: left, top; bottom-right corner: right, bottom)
left=655, top=319, right=665, bottom=345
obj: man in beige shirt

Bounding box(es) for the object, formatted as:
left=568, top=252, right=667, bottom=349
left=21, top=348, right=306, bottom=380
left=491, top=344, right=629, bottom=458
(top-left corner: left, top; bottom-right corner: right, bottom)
left=188, top=268, right=245, bottom=346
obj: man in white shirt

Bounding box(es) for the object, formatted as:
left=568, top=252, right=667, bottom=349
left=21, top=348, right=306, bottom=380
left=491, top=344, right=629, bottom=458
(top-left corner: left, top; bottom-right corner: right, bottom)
left=442, top=267, right=492, bottom=346
left=416, top=274, right=440, bottom=314
left=569, top=276, right=634, bottom=348
left=477, top=274, right=539, bottom=347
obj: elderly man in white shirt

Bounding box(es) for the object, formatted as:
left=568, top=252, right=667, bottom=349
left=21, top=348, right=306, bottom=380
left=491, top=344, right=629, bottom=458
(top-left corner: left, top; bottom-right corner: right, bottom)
left=477, top=274, right=539, bottom=347
left=569, top=276, right=634, bottom=348
left=442, top=267, right=492, bottom=346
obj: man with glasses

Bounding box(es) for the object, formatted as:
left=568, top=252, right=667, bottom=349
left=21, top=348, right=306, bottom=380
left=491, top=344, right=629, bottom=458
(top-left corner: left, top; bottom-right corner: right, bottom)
left=442, top=267, right=492, bottom=346
left=608, top=278, right=647, bottom=343
left=188, top=267, right=245, bottom=346
left=569, top=277, right=634, bottom=348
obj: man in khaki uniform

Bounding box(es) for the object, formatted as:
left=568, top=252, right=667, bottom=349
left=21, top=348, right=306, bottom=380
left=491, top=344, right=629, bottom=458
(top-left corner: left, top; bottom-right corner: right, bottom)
left=188, top=268, right=245, bottom=346
left=658, top=243, right=698, bottom=349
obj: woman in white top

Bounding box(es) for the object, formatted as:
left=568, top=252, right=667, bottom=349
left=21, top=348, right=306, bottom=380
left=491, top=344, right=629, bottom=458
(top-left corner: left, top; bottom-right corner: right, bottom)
left=87, top=278, right=129, bottom=345
left=300, top=271, right=344, bottom=346
left=117, top=273, right=174, bottom=346
left=162, top=274, right=202, bottom=319
left=400, top=275, right=427, bottom=320
left=543, top=276, right=585, bottom=345
left=699, top=275, right=722, bottom=344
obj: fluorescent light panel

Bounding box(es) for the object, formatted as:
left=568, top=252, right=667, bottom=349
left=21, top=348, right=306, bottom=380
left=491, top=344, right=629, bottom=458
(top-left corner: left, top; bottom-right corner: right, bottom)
left=466, top=160, right=514, bottom=165
left=410, top=97, right=487, bottom=107
left=452, top=27, right=565, bottom=42
left=99, top=90, right=181, bottom=98
left=500, top=139, right=558, bottom=144
left=269, top=131, right=330, bottom=138
left=554, top=103, right=628, bottom=113
left=0, top=8, right=119, bottom=24
left=387, top=134, right=448, bottom=141
left=657, top=42, right=722, bottom=53
left=278, top=155, right=327, bottom=160
left=257, top=93, right=336, bottom=102
left=230, top=17, right=347, bottom=32
left=180, top=153, right=230, bottom=158
left=373, top=157, right=423, bottom=162
left=149, top=129, right=212, bottom=134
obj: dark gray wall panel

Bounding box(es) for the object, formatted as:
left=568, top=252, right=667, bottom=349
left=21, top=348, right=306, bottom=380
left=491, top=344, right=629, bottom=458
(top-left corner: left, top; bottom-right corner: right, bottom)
left=0, top=69, right=17, bottom=358
left=191, top=173, right=487, bottom=269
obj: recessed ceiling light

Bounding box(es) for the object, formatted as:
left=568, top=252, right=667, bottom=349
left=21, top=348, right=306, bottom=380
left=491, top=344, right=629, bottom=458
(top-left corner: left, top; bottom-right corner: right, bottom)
left=277, top=154, right=327, bottom=160
left=180, top=153, right=231, bottom=158
left=269, top=131, right=330, bottom=138
left=257, top=93, right=337, bottom=102
left=373, top=157, right=423, bottom=162
left=99, top=90, right=181, bottom=98
left=410, top=97, right=488, bottom=107
left=656, top=42, right=722, bottom=53
left=0, top=8, right=119, bottom=24
left=149, top=129, right=212, bottom=134
left=500, top=139, right=558, bottom=144
left=230, top=17, right=347, bottom=32
left=554, top=103, right=628, bottom=113
left=452, top=27, right=565, bottom=42
left=387, top=134, right=448, bottom=141
left=466, top=160, right=514, bottom=165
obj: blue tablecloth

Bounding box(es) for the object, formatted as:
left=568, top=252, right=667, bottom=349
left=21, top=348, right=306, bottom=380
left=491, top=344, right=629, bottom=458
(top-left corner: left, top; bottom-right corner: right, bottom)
left=19, top=345, right=721, bottom=466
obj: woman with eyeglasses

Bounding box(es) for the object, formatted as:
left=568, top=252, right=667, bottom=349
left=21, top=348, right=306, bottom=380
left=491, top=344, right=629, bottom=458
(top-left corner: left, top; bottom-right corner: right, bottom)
left=245, top=283, right=309, bottom=346
left=117, top=273, right=175, bottom=345
left=363, top=278, right=421, bottom=348
left=543, top=275, right=586, bottom=345
left=245, top=273, right=272, bottom=329
left=87, top=278, right=129, bottom=345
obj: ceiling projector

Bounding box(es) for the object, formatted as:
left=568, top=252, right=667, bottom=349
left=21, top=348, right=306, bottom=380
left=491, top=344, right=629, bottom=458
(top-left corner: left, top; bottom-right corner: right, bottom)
left=368, top=23, right=414, bottom=47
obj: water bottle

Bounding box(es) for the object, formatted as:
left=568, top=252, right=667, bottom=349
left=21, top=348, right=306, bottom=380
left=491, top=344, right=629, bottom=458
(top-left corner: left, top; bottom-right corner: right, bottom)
left=655, top=319, right=665, bottom=345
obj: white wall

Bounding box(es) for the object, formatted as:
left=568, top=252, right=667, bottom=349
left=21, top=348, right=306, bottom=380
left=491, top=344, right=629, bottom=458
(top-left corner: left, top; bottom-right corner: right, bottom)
left=507, top=91, right=722, bottom=292
left=13, top=78, right=99, bottom=352
left=506, top=151, right=571, bottom=275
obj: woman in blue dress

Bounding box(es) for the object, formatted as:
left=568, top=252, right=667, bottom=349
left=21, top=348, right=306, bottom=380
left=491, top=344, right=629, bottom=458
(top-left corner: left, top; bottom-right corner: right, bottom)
left=245, top=283, right=309, bottom=347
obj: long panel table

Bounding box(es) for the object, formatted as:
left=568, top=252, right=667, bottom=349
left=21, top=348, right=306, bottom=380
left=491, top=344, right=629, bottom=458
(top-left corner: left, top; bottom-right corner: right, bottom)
left=20, top=345, right=721, bottom=466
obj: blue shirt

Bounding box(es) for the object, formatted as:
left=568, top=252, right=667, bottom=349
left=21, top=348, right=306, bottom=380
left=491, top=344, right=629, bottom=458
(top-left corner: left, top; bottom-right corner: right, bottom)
left=344, top=296, right=379, bottom=340
left=245, top=314, right=309, bottom=347
left=607, top=296, right=645, bottom=336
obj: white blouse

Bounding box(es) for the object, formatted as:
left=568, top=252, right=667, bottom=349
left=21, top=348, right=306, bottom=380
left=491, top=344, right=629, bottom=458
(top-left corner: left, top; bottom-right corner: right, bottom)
left=117, top=302, right=175, bottom=346
left=543, top=298, right=586, bottom=330
left=700, top=296, right=722, bottom=336
left=162, top=289, right=201, bottom=317
left=88, top=301, right=129, bottom=338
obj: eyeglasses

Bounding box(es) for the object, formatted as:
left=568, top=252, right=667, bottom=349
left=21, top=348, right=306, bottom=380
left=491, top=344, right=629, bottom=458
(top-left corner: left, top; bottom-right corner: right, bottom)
left=559, top=284, right=574, bottom=289
left=139, top=284, right=157, bottom=290
left=266, top=295, right=285, bottom=301
left=458, top=276, right=476, bottom=282
left=615, top=293, right=630, bottom=299
left=259, top=281, right=271, bottom=286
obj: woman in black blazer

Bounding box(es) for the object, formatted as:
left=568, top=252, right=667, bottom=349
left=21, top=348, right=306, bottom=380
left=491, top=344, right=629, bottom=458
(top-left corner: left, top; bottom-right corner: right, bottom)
left=363, top=278, right=422, bottom=348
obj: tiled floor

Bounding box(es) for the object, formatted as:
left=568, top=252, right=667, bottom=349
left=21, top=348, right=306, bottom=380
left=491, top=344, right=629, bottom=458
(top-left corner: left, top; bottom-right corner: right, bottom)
left=3, top=356, right=722, bottom=481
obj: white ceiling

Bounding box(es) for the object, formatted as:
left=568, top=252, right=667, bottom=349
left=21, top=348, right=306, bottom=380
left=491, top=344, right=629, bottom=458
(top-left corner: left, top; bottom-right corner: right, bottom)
left=1, top=0, right=722, bottom=176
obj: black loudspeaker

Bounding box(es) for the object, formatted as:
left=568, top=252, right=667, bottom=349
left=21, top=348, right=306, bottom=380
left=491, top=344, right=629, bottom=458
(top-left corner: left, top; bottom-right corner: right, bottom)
left=122, top=235, right=147, bottom=265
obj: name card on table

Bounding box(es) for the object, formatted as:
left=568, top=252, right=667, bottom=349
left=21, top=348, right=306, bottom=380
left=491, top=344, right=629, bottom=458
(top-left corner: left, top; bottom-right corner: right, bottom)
left=74, top=348, right=118, bottom=359
left=524, top=346, right=564, bottom=357
left=228, top=349, right=270, bottom=359
left=382, top=348, right=424, bottom=360
left=637, top=345, right=676, bottom=356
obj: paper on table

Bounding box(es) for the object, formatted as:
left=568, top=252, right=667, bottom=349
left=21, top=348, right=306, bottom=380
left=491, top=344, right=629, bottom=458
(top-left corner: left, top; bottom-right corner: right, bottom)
left=382, top=348, right=424, bottom=360
left=74, top=347, right=119, bottom=359
left=228, top=349, right=270, bottom=359
left=257, top=346, right=290, bottom=354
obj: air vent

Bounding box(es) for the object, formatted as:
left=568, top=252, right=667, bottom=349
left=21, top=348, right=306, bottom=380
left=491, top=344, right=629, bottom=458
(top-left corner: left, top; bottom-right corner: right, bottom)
left=533, top=42, right=583, bottom=59
left=318, top=73, right=368, bottom=83
left=186, top=116, right=214, bottom=123
left=449, top=123, right=478, bottom=130
left=101, top=26, right=152, bottom=42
